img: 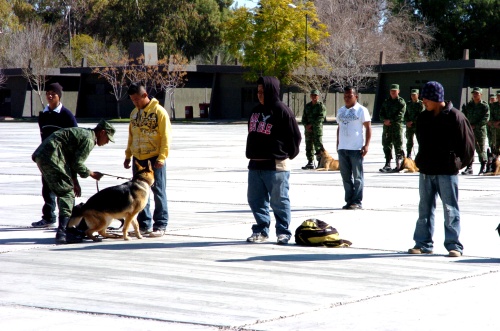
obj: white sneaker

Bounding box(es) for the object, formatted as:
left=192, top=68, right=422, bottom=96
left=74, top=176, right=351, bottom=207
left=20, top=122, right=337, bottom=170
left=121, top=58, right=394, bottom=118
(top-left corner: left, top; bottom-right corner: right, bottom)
left=149, top=229, right=166, bottom=237
left=277, top=234, right=290, bottom=245
left=246, top=233, right=268, bottom=243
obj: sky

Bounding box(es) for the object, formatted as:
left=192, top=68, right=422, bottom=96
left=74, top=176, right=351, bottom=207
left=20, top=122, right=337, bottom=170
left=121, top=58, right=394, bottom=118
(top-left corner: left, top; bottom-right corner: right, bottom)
left=232, top=0, right=258, bottom=9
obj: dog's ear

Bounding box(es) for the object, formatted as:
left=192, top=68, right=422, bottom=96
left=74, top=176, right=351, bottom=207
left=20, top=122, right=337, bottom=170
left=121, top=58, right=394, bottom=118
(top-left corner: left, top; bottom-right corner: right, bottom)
left=147, top=160, right=152, bottom=170
left=134, top=160, right=144, bottom=171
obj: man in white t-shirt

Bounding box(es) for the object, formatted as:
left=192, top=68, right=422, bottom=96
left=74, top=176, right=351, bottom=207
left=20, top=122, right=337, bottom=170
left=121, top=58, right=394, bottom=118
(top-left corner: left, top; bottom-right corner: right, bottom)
left=336, top=86, right=372, bottom=210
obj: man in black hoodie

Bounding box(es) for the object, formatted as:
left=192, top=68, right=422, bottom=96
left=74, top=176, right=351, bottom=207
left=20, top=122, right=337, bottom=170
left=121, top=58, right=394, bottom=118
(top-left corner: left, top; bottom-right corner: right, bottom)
left=246, top=76, right=302, bottom=244
left=408, top=81, right=474, bottom=257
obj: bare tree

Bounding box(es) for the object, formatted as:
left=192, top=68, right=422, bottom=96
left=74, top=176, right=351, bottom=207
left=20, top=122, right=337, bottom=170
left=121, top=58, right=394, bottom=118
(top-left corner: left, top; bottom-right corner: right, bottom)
left=5, top=21, right=63, bottom=110
left=154, top=55, right=188, bottom=120
left=92, top=55, right=131, bottom=118
left=292, top=0, right=433, bottom=99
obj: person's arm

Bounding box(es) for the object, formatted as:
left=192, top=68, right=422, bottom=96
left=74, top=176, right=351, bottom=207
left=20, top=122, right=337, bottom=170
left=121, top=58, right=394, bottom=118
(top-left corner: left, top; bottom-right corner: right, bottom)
left=362, top=121, right=371, bottom=157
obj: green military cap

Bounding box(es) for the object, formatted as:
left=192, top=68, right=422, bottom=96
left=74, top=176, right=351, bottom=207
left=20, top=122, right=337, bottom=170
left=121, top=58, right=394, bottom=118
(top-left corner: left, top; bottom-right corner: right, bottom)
left=489, top=94, right=496, bottom=98
left=471, top=87, right=482, bottom=94
left=390, top=84, right=399, bottom=90
left=310, top=89, right=320, bottom=95
left=496, top=90, right=500, bottom=95
left=411, top=89, right=419, bottom=94
left=96, top=119, right=116, bottom=142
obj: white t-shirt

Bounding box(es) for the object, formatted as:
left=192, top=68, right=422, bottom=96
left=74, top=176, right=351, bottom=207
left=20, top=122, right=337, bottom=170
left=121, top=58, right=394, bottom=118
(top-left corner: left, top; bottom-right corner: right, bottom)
left=337, top=102, right=371, bottom=150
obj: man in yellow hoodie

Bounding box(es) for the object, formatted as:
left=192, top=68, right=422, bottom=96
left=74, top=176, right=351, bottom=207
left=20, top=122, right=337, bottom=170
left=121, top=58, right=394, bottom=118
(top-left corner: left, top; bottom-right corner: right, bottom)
left=124, top=83, right=172, bottom=237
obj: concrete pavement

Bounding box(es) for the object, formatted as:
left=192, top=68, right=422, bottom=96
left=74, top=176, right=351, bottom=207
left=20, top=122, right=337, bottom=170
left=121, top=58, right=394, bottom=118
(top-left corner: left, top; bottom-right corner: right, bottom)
left=0, top=121, right=499, bottom=331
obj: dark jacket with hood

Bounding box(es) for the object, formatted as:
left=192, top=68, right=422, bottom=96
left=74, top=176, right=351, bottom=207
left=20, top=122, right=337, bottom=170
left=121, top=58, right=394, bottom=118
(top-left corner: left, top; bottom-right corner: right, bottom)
left=246, top=76, right=302, bottom=170
left=415, top=101, right=475, bottom=175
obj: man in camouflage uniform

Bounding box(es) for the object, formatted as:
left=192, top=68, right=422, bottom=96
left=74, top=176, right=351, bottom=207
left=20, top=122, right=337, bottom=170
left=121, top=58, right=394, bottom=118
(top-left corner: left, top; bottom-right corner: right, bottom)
left=461, top=87, right=490, bottom=175
left=404, top=89, right=425, bottom=159
left=31, top=119, right=115, bottom=244
left=487, top=91, right=500, bottom=154
left=301, top=89, right=326, bottom=169
left=379, top=84, right=406, bottom=172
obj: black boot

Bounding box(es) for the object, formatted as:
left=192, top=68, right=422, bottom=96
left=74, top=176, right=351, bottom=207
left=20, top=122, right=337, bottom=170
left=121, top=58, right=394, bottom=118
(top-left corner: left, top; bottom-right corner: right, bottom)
left=55, top=216, right=70, bottom=245
left=379, top=160, right=391, bottom=172
left=478, top=161, right=486, bottom=175
left=461, top=164, right=473, bottom=175
left=392, top=156, right=403, bottom=172
left=302, top=161, right=315, bottom=170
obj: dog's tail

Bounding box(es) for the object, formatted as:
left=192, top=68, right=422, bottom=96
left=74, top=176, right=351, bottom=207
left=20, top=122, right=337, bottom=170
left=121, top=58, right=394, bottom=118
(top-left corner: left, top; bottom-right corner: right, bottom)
left=68, top=203, right=85, bottom=228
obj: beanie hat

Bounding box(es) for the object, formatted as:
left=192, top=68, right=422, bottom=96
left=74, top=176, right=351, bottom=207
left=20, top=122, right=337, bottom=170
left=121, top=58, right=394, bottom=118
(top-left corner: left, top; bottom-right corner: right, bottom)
left=420, top=81, right=444, bottom=102
left=46, top=83, right=63, bottom=99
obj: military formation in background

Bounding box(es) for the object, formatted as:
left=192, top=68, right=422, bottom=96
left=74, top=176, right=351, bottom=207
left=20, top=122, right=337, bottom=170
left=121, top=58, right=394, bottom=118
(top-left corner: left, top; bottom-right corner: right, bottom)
left=404, top=89, right=425, bottom=159
left=378, top=84, right=406, bottom=173
left=301, top=89, right=327, bottom=170
left=487, top=91, right=500, bottom=154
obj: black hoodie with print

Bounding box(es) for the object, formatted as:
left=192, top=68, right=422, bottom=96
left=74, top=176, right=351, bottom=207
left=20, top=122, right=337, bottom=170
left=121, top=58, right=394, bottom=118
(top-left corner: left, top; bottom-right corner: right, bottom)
left=246, top=76, right=302, bottom=170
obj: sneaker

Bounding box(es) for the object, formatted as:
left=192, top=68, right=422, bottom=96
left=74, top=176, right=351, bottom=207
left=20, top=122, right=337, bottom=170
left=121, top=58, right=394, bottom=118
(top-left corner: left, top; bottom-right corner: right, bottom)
left=379, top=165, right=392, bottom=173
left=128, top=228, right=153, bottom=236
left=302, top=162, right=315, bottom=170
left=149, top=229, right=166, bottom=237
left=408, top=247, right=433, bottom=254
left=348, top=204, right=362, bottom=210
left=247, top=233, right=268, bottom=243
left=277, top=234, right=290, bottom=245
left=342, top=204, right=350, bottom=210
left=31, top=219, right=56, bottom=228
left=447, top=250, right=462, bottom=257
left=461, top=167, right=473, bottom=175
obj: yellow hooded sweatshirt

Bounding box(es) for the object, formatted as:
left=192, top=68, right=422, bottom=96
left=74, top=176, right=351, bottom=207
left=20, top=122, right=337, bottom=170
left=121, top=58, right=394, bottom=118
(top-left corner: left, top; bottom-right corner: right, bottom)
left=125, top=98, right=172, bottom=163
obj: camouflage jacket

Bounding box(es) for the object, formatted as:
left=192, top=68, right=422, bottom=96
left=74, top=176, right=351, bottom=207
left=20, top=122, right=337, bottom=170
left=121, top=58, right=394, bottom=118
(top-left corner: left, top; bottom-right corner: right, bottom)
left=489, top=102, right=500, bottom=122
left=462, top=100, right=489, bottom=127
left=32, top=127, right=96, bottom=178
left=301, top=101, right=326, bottom=126
left=379, top=96, right=406, bottom=123
left=404, top=100, right=425, bottom=123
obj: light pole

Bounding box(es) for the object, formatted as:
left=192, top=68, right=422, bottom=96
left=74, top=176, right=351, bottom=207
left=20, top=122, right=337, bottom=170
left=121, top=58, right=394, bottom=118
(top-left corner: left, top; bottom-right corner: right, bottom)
left=67, top=5, right=72, bottom=66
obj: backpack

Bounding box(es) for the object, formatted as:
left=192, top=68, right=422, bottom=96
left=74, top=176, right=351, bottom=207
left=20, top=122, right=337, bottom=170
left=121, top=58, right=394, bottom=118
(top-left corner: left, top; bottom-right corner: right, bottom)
left=295, top=219, right=352, bottom=247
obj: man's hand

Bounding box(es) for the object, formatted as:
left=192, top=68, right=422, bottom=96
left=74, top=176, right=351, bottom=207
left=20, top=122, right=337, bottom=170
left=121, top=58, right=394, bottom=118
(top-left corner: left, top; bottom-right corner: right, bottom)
left=383, top=119, right=392, bottom=126
left=406, top=121, right=413, bottom=128
left=361, top=145, right=369, bottom=157
left=72, top=178, right=81, bottom=197
left=154, top=160, right=164, bottom=169
left=89, top=171, right=103, bottom=180
left=124, top=158, right=131, bottom=169
left=305, top=124, right=313, bottom=132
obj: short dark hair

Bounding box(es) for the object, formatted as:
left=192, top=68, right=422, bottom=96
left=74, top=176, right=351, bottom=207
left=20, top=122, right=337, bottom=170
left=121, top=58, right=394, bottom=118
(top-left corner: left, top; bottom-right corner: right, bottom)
left=127, top=83, right=146, bottom=96
left=344, top=86, right=358, bottom=95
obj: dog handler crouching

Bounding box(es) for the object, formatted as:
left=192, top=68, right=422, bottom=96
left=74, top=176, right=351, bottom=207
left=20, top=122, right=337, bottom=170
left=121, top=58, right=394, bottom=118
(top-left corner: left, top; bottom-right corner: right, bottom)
left=32, top=120, right=115, bottom=244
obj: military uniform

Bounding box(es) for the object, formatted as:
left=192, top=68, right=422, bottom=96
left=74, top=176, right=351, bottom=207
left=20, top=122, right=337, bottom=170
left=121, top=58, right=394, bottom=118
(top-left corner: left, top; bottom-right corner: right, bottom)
left=462, top=99, right=489, bottom=163
left=404, top=93, right=424, bottom=158
left=487, top=95, right=500, bottom=153
left=301, top=89, right=326, bottom=169
left=379, top=86, right=406, bottom=171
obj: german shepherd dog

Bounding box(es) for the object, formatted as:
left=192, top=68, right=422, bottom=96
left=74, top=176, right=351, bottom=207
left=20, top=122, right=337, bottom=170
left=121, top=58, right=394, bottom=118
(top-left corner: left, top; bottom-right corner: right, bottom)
left=68, top=161, right=155, bottom=241
left=399, top=153, right=419, bottom=173
left=483, top=148, right=500, bottom=175
left=315, top=149, right=340, bottom=171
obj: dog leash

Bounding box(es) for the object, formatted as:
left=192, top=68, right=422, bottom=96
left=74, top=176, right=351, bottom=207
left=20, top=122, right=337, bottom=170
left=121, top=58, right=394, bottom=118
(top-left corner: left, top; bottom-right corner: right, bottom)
left=95, top=173, right=131, bottom=192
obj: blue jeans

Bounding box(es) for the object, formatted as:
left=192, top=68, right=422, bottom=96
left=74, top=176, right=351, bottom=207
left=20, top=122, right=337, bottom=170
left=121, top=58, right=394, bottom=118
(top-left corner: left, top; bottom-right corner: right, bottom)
left=133, top=156, right=169, bottom=231
left=413, top=174, right=463, bottom=253
left=247, top=170, right=292, bottom=238
left=338, top=149, right=364, bottom=206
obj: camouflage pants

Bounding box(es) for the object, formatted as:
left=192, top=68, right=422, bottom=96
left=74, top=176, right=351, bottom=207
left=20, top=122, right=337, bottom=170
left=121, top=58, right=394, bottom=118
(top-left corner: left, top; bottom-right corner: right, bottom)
left=304, top=125, right=324, bottom=162
left=474, top=126, right=487, bottom=162
left=487, top=126, right=500, bottom=153
left=34, top=158, right=75, bottom=218
left=405, top=127, right=417, bottom=155
left=382, top=124, right=404, bottom=160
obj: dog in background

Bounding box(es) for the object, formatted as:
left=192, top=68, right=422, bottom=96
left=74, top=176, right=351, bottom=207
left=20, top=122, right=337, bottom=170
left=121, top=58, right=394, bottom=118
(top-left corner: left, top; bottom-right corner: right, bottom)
left=315, top=148, right=340, bottom=171
left=68, top=161, right=155, bottom=241
left=399, top=152, right=419, bottom=173
left=482, top=147, right=500, bottom=175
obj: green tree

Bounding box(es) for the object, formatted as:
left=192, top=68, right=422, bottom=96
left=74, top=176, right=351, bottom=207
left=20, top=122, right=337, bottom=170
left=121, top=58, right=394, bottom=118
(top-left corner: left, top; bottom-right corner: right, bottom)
left=391, top=0, right=500, bottom=60
left=225, top=0, right=327, bottom=85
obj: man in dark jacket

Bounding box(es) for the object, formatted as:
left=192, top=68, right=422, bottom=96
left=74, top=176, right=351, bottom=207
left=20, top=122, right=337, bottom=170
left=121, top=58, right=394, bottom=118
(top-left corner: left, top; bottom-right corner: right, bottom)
left=246, top=76, right=302, bottom=245
left=408, top=81, right=474, bottom=257
left=32, top=82, right=78, bottom=228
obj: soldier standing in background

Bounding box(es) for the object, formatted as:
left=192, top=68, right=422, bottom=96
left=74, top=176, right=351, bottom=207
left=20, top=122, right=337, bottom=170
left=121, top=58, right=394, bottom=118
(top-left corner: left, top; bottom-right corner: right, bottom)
left=461, top=87, right=489, bottom=175
left=404, top=89, right=425, bottom=159
left=379, top=84, right=406, bottom=172
left=487, top=91, right=500, bottom=154
left=301, top=89, right=326, bottom=169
